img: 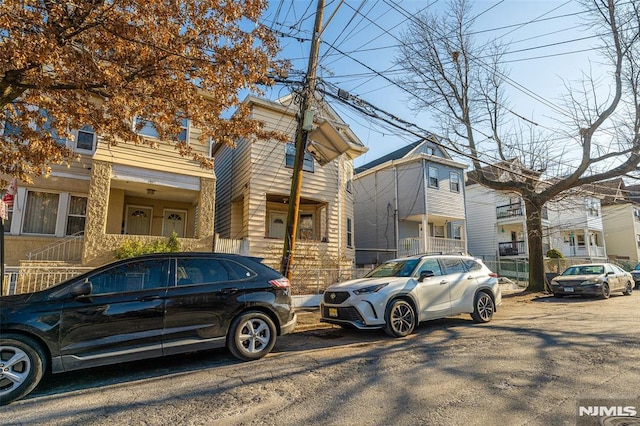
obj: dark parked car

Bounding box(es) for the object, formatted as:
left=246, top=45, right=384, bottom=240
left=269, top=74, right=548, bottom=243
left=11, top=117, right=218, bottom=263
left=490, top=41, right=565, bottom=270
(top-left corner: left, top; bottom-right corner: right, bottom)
left=630, top=262, right=640, bottom=289
left=0, top=253, right=296, bottom=405
left=549, top=263, right=633, bottom=298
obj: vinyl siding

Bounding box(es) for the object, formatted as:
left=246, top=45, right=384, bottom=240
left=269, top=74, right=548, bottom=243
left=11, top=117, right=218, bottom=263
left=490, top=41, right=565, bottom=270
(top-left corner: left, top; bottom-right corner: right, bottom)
left=602, top=204, right=639, bottom=261
left=465, top=184, right=499, bottom=260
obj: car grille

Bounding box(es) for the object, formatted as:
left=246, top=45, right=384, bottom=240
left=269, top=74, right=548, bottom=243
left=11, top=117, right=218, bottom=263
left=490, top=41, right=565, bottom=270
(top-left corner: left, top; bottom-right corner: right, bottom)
left=558, top=280, right=584, bottom=286
left=322, top=306, right=364, bottom=323
left=323, top=291, right=350, bottom=304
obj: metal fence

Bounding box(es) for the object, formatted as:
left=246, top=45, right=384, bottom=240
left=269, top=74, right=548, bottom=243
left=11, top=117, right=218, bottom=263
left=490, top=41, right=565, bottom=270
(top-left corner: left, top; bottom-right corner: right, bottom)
left=2, top=266, right=93, bottom=296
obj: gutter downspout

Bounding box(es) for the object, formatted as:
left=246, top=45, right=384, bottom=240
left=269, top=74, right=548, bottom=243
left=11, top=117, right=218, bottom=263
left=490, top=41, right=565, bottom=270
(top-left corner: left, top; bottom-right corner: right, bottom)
left=422, top=158, right=429, bottom=254
left=394, top=165, right=399, bottom=257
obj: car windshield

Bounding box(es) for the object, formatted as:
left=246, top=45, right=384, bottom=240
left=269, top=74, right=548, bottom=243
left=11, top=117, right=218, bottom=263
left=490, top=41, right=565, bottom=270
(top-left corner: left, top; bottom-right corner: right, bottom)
left=364, top=259, right=420, bottom=278
left=561, top=265, right=604, bottom=276
left=635, top=263, right=640, bottom=271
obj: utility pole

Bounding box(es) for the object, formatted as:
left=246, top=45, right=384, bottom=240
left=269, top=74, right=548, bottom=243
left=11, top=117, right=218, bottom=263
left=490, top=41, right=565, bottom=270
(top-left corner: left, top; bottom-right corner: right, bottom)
left=280, top=0, right=325, bottom=280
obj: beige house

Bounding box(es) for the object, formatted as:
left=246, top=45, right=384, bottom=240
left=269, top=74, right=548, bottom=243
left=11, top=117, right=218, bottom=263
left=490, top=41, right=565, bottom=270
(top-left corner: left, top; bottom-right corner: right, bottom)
left=598, top=178, right=640, bottom=264
left=212, top=95, right=367, bottom=285
left=2, top=116, right=216, bottom=267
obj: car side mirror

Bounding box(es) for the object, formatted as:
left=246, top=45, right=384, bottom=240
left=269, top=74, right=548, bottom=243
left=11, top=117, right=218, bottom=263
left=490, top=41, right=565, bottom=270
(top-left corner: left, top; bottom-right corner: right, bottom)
left=606, top=271, right=614, bottom=276
left=418, top=270, right=435, bottom=282
left=71, top=279, right=93, bottom=298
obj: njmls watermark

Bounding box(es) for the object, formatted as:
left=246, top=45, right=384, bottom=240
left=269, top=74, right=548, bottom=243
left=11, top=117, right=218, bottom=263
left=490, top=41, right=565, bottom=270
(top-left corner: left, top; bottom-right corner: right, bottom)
left=577, top=399, right=640, bottom=426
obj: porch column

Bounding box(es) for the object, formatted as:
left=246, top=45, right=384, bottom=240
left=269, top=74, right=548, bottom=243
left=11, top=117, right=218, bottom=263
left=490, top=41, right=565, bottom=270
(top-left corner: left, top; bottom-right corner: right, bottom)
left=198, top=176, right=216, bottom=240
left=82, top=161, right=112, bottom=265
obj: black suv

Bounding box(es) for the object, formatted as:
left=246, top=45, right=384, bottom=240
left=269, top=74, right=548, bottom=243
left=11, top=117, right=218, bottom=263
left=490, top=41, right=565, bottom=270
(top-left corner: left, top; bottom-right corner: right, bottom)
left=0, top=253, right=296, bottom=405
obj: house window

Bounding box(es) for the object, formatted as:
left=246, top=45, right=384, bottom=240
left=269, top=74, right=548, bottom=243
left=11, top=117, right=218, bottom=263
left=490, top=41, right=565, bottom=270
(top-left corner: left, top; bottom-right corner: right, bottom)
left=66, top=196, right=87, bottom=235
left=76, top=126, right=96, bottom=151
left=1, top=196, right=12, bottom=234
left=22, top=191, right=59, bottom=234
left=634, top=208, right=640, bottom=222
left=346, top=179, right=353, bottom=194
left=347, top=218, right=353, bottom=248
left=428, top=166, right=439, bottom=188
left=134, top=117, right=188, bottom=142
left=450, top=172, right=460, bottom=193
left=577, top=234, right=585, bottom=247
left=299, top=213, right=314, bottom=240
left=586, top=198, right=599, bottom=217
left=637, top=234, right=640, bottom=249
left=453, top=224, right=462, bottom=240
left=285, top=143, right=314, bottom=172
left=433, top=225, right=445, bottom=238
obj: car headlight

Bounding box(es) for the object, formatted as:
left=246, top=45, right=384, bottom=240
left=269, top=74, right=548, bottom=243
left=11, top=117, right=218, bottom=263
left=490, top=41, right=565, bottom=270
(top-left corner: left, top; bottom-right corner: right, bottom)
left=353, top=283, right=388, bottom=295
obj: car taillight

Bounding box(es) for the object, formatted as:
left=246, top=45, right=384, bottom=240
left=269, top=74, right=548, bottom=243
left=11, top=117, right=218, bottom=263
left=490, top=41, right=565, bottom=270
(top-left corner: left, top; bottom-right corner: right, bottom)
left=269, top=277, right=290, bottom=288
left=489, top=272, right=498, bottom=278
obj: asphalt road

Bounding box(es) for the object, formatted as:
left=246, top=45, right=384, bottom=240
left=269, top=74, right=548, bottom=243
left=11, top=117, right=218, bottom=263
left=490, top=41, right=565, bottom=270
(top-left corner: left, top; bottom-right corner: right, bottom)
left=3, top=290, right=640, bottom=426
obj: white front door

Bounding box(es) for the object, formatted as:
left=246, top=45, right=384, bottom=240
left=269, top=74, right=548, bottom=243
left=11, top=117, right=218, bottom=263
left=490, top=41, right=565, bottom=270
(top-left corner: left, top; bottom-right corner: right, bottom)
left=126, top=206, right=152, bottom=235
left=269, top=212, right=287, bottom=239
left=163, top=209, right=186, bottom=237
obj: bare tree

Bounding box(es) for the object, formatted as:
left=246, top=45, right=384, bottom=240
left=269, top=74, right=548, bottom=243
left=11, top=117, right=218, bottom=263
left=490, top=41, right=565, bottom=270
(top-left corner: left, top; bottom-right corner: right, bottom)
left=394, top=0, right=640, bottom=292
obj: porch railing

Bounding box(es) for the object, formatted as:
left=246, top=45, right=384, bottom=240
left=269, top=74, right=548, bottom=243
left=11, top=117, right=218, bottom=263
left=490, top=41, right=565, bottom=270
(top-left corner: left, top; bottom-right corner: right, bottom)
left=561, top=245, right=606, bottom=258
left=496, top=203, right=523, bottom=219
left=498, top=240, right=526, bottom=256
left=27, top=231, right=85, bottom=262
left=398, top=237, right=466, bottom=257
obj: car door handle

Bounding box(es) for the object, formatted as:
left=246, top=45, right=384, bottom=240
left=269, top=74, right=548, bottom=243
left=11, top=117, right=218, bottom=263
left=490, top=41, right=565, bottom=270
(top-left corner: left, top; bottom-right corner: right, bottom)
left=439, top=280, right=448, bottom=285
left=220, top=288, right=238, bottom=295
left=139, top=295, right=160, bottom=301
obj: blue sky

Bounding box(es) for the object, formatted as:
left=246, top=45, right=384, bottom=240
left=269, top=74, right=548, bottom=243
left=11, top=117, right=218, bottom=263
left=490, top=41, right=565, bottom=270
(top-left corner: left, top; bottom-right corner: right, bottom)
left=257, top=1, right=608, bottom=168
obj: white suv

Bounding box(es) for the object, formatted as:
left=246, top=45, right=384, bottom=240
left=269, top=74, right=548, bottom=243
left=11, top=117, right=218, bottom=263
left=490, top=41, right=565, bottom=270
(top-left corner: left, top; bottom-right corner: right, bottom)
left=321, top=254, right=501, bottom=337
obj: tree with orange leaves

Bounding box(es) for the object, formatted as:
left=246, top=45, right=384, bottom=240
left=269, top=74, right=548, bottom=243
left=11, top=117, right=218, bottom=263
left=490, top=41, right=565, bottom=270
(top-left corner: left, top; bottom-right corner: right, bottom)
left=0, top=0, right=287, bottom=183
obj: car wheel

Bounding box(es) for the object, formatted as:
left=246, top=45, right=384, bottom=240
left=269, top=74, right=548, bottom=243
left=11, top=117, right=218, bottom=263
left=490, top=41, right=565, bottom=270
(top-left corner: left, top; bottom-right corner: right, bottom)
left=600, top=282, right=610, bottom=299
left=623, top=282, right=633, bottom=296
left=0, top=334, right=46, bottom=405
left=471, top=291, right=494, bottom=323
left=384, top=299, right=416, bottom=338
left=227, top=311, right=277, bottom=361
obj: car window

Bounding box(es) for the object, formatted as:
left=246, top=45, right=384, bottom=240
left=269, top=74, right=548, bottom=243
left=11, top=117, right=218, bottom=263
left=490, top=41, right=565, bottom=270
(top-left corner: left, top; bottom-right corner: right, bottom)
left=222, top=259, right=257, bottom=280
left=611, top=265, right=625, bottom=274
left=88, top=259, right=168, bottom=295
left=440, top=258, right=466, bottom=274
left=604, top=264, right=614, bottom=274
left=462, top=259, right=483, bottom=271
left=176, top=258, right=230, bottom=286
left=415, top=258, right=444, bottom=277
left=364, top=259, right=420, bottom=278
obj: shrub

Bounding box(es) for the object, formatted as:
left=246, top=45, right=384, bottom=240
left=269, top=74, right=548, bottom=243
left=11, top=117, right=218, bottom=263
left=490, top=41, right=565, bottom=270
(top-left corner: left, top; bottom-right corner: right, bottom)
left=546, top=248, right=564, bottom=259
left=114, top=232, right=182, bottom=259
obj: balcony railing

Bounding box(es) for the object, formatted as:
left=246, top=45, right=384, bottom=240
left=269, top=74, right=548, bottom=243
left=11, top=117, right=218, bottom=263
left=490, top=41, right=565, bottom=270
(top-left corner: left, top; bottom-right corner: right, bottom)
left=561, top=245, right=606, bottom=258
left=499, top=240, right=526, bottom=256
left=398, top=237, right=465, bottom=257
left=496, top=203, right=523, bottom=219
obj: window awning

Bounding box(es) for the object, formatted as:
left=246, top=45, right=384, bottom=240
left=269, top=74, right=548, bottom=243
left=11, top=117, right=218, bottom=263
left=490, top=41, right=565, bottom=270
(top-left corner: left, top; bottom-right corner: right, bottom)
left=306, top=120, right=367, bottom=166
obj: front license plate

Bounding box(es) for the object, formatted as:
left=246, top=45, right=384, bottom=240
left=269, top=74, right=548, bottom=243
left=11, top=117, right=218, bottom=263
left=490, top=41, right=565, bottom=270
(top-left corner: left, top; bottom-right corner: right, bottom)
left=564, top=287, right=574, bottom=292
left=328, top=308, right=338, bottom=317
